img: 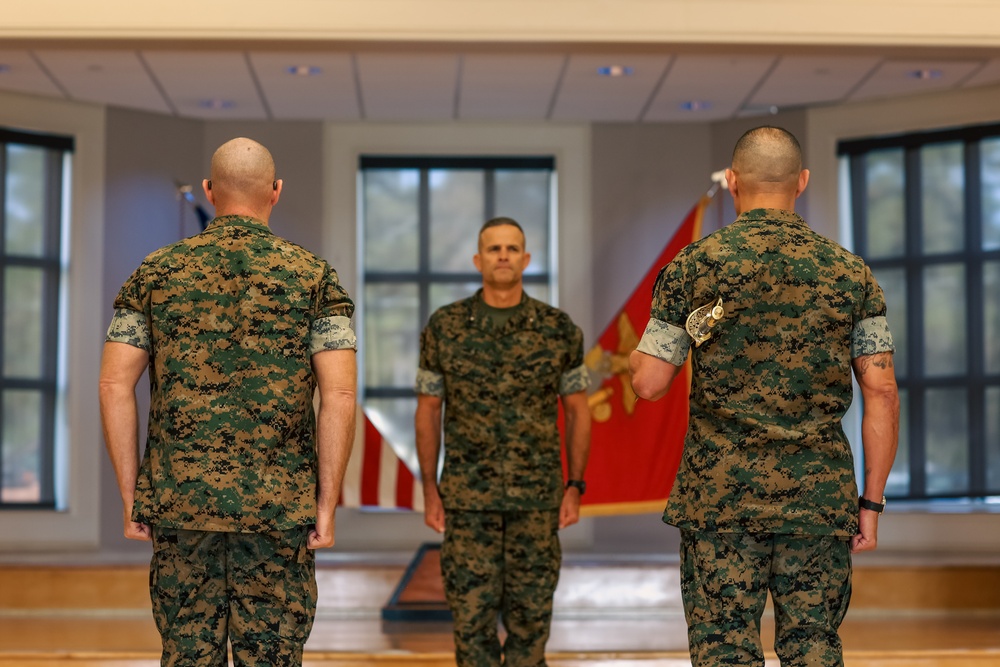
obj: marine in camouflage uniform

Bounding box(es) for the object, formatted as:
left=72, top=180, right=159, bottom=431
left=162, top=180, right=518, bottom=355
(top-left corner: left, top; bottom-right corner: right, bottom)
left=99, top=138, right=357, bottom=667
left=415, top=218, right=591, bottom=667
left=630, top=127, right=899, bottom=667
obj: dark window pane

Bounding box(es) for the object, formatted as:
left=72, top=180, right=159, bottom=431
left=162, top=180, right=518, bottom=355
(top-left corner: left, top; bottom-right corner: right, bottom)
left=987, top=387, right=1000, bottom=493
left=872, top=267, right=907, bottom=377
left=2, top=390, right=42, bottom=503
left=364, top=283, right=419, bottom=389
left=981, top=137, right=1000, bottom=251
left=364, top=170, right=419, bottom=271
left=986, top=262, right=1000, bottom=375
left=921, top=142, right=964, bottom=255
left=429, top=282, right=480, bottom=317
left=924, top=388, right=969, bottom=495
left=4, top=267, right=45, bottom=378
left=5, top=144, right=47, bottom=257
left=885, top=388, right=909, bottom=497
left=495, top=170, right=551, bottom=274
left=922, top=264, right=966, bottom=377
left=865, top=149, right=905, bottom=258
left=429, top=170, right=484, bottom=272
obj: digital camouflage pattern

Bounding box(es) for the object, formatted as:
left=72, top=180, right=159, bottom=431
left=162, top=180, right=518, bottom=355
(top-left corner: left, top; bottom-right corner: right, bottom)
left=640, top=208, right=894, bottom=536
left=107, top=215, right=356, bottom=532
left=416, top=289, right=589, bottom=511
left=680, top=530, right=851, bottom=667
left=441, top=510, right=561, bottom=667
left=151, top=526, right=317, bottom=666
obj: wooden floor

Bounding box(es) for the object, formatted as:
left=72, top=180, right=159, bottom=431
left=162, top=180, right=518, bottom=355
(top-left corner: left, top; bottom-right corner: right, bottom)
left=1, top=561, right=999, bottom=666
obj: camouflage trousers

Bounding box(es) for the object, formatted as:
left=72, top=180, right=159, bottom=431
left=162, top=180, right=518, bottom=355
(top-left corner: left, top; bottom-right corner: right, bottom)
left=441, top=509, right=561, bottom=667
left=149, top=526, right=317, bottom=667
left=679, top=531, right=852, bottom=667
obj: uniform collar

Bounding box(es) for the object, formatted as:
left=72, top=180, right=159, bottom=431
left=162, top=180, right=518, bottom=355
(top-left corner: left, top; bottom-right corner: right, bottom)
left=734, top=208, right=809, bottom=229
left=467, top=288, right=537, bottom=332
left=204, top=214, right=272, bottom=234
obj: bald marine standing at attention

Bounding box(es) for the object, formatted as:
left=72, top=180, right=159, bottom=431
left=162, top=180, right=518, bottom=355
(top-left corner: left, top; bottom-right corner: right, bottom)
left=99, top=137, right=358, bottom=666
left=630, top=126, right=899, bottom=667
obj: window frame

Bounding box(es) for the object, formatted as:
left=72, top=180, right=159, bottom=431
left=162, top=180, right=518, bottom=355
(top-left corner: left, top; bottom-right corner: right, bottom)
left=840, top=122, right=1000, bottom=500
left=0, top=128, right=73, bottom=510
left=0, top=93, right=105, bottom=552
left=359, top=154, right=557, bottom=404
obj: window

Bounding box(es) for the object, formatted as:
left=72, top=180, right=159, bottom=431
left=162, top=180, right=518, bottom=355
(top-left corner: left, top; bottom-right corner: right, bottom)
left=841, top=123, right=1000, bottom=500
left=0, top=128, right=72, bottom=508
left=359, top=156, right=556, bottom=463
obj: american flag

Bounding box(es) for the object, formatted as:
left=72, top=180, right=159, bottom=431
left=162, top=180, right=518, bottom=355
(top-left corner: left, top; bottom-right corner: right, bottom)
left=339, top=406, right=423, bottom=511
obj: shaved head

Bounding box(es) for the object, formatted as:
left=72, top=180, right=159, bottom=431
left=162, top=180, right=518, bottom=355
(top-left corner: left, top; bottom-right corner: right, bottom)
left=731, top=126, right=803, bottom=193
left=209, top=138, right=276, bottom=210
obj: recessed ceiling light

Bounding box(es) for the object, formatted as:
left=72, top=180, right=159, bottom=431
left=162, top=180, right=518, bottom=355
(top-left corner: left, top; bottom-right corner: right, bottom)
left=908, top=68, right=943, bottom=80
left=286, top=65, right=322, bottom=76
left=597, top=65, right=634, bottom=77
left=680, top=100, right=712, bottom=111
left=198, top=99, right=236, bottom=110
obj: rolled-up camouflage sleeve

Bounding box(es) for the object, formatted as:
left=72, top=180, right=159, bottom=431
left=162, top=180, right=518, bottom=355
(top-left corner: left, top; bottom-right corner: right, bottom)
left=105, top=308, right=152, bottom=353
left=851, top=316, right=894, bottom=358
left=311, top=264, right=356, bottom=354
left=636, top=318, right=691, bottom=366
left=559, top=364, right=590, bottom=396
left=852, top=264, right=895, bottom=358
left=310, top=315, right=356, bottom=353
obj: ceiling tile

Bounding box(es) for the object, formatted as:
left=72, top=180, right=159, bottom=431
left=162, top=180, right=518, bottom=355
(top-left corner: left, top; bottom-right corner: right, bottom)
left=958, top=58, right=1000, bottom=90
left=550, top=54, right=671, bottom=122
left=34, top=50, right=171, bottom=114
left=0, top=50, right=66, bottom=98
left=849, top=59, right=983, bottom=102
left=248, top=52, right=360, bottom=120
left=355, top=53, right=458, bottom=121
left=141, top=50, right=267, bottom=120
left=459, top=54, right=564, bottom=121
left=644, top=54, right=777, bottom=122
left=747, top=55, right=880, bottom=110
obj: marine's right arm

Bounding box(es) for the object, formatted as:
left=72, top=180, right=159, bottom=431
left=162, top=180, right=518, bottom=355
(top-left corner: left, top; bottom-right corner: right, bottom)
left=98, top=341, right=152, bottom=542
left=415, top=393, right=445, bottom=533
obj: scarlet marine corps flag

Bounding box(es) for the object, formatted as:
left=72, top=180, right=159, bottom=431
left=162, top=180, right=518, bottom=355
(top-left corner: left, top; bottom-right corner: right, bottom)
left=576, top=194, right=714, bottom=515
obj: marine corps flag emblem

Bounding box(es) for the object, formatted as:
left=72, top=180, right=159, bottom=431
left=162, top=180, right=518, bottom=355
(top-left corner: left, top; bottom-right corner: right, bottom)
left=577, top=194, right=714, bottom=515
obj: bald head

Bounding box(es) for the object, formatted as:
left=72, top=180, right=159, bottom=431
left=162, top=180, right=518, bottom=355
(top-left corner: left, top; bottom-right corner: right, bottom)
left=731, top=126, right=803, bottom=193
left=207, top=137, right=278, bottom=213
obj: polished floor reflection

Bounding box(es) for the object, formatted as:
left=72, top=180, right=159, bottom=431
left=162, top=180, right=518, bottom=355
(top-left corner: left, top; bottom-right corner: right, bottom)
left=1, top=561, right=998, bottom=667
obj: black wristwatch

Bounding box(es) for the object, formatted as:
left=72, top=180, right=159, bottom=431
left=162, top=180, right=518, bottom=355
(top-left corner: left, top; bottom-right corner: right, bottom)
left=566, top=480, right=586, bottom=495
left=859, top=495, right=886, bottom=515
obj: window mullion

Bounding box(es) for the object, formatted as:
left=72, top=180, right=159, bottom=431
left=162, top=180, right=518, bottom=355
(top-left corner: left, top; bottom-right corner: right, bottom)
left=965, top=141, right=987, bottom=495
left=905, top=146, right=928, bottom=497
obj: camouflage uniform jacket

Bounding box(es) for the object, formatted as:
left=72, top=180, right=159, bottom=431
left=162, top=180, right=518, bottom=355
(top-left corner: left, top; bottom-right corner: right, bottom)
left=416, top=289, right=590, bottom=511
left=106, top=215, right=356, bottom=533
left=636, top=208, right=894, bottom=536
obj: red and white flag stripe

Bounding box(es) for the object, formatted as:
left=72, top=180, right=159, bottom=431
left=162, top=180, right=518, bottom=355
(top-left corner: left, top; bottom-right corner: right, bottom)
left=339, top=405, right=422, bottom=511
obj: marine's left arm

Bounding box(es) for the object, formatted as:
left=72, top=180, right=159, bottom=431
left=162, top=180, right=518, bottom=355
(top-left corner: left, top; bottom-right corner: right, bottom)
left=309, top=266, right=357, bottom=550
left=559, top=389, right=591, bottom=529
left=310, top=348, right=357, bottom=550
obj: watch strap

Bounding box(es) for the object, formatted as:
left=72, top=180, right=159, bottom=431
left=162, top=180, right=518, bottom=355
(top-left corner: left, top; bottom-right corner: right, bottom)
left=859, top=495, right=886, bottom=514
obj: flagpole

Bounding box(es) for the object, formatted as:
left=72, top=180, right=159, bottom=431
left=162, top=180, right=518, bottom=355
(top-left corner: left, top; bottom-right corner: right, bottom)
left=707, top=169, right=728, bottom=199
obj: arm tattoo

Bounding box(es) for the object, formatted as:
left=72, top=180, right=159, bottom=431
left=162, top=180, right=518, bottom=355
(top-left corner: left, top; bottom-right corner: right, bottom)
left=856, top=352, right=894, bottom=377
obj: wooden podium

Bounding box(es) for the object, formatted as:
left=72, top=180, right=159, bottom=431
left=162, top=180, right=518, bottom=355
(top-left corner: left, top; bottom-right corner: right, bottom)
left=382, top=542, right=453, bottom=622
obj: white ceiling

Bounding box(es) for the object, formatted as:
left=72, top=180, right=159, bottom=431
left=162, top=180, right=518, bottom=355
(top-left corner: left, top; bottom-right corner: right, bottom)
left=0, top=46, right=998, bottom=123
